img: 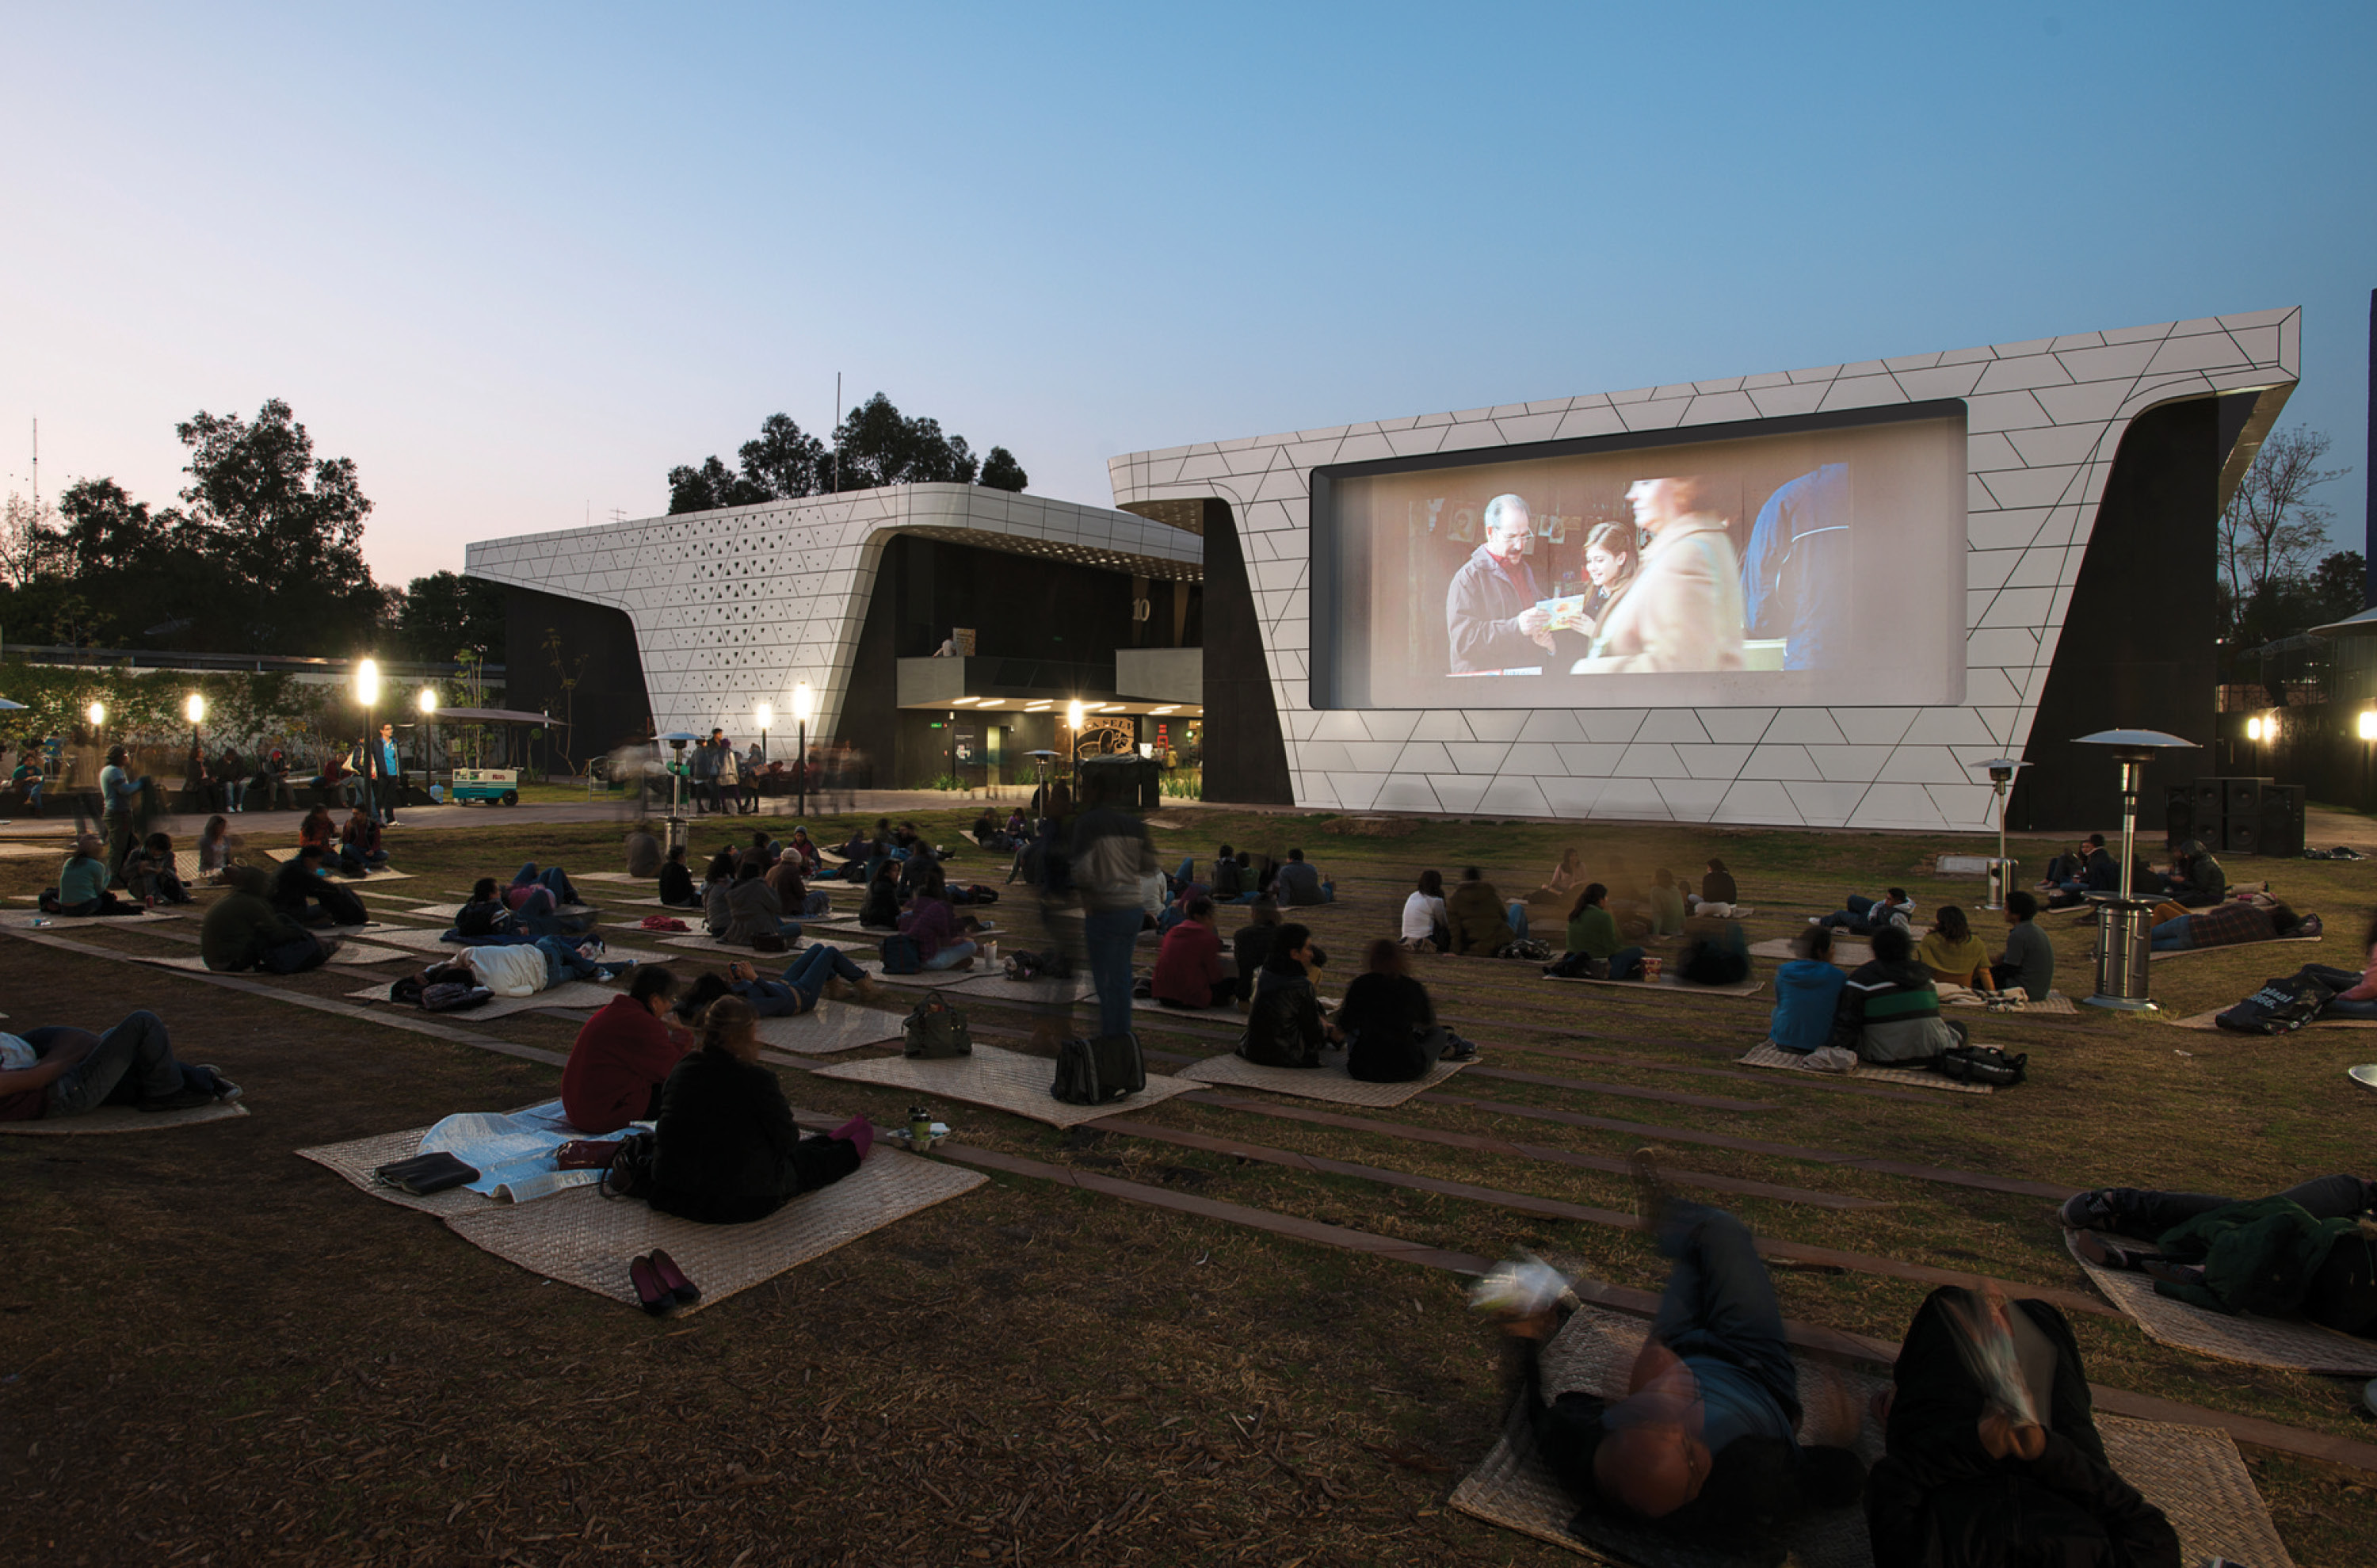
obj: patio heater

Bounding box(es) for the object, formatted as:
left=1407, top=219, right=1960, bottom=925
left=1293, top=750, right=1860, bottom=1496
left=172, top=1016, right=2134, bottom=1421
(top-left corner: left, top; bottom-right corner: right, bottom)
left=658, top=730, right=703, bottom=858
left=2074, top=729, right=2198, bottom=1013
left=1973, top=757, right=2028, bottom=910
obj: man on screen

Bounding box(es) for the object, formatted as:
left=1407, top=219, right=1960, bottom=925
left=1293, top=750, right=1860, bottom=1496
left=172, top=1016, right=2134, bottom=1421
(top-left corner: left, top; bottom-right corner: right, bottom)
left=1741, top=463, right=1849, bottom=670
left=1446, top=494, right=1555, bottom=673
left=1574, top=476, right=1746, bottom=675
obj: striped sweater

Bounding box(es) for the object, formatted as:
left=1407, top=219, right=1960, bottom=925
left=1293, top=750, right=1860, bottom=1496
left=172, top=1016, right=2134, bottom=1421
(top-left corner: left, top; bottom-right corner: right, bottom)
left=1829, top=959, right=1962, bottom=1064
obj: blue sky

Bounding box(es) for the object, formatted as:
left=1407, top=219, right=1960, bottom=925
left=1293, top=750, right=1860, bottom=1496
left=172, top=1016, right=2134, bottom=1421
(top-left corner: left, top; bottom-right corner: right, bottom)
left=2, top=2, right=2371, bottom=586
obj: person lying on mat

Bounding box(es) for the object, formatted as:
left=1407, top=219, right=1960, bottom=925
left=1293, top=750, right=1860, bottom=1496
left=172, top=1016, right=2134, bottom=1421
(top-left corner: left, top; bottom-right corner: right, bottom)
left=560, top=967, right=690, bottom=1132
left=644, top=994, right=875, bottom=1225
left=1866, top=1284, right=2181, bottom=1568
left=658, top=843, right=701, bottom=908
left=1814, top=887, right=1916, bottom=935
left=1990, top=891, right=2055, bottom=1001
left=2147, top=895, right=2307, bottom=953
left=271, top=845, right=368, bottom=928
left=1915, top=906, right=1994, bottom=994
left=1561, top=883, right=1646, bottom=981
left=201, top=865, right=337, bottom=974
left=1341, top=938, right=1477, bottom=1081
left=510, top=861, right=581, bottom=910
left=1829, top=923, right=1967, bottom=1065
left=1238, top=922, right=1338, bottom=1069
left=47, top=833, right=139, bottom=917
left=419, top=936, right=635, bottom=998
left=1477, top=1162, right=1866, bottom=1548
left=2062, top=1175, right=2377, bottom=1341
left=1766, top=926, right=1845, bottom=1051
left=0, top=1009, right=239, bottom=1123
left=1151, top=898, right=1238, bottom=1009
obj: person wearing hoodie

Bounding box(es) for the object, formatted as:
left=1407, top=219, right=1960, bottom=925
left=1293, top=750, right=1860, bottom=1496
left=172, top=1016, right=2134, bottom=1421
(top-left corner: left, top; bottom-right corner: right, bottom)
left=1446, top=866, right=1523, bottom=956
left=1070, top=794, right=1159, bottom=1041
left=1766, top=925, right=1846, bottom=1051
left=201, top=864, right=335, bottom=973
left=1237, top=922, right=1336, bottom=1068
left=1829, top=923, right=1966, bottom=1065
left=2165, top=839, right=2226, bottom=908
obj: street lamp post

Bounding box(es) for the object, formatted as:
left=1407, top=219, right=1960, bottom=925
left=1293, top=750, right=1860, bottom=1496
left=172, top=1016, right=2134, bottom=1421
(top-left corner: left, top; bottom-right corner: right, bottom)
left=756, top=702, right=773, bottom=769
left=418, top=688, right=440, bottom=798
left=792, top=682, right=815, bottom=818
left=354, top=658, right=380, bottom=823
left=1066, top=699, right=1085, bottom=787
left=185, top=693, right=206, bottom=806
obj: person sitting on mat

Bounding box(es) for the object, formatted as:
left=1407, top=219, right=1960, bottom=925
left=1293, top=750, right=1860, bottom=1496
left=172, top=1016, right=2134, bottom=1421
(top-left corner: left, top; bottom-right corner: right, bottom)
left=1528, top=849, right=1585, bottom=908
left=0, top=1009, right=239, bottom=1123
left=644, top=994, right=875, bottom=1225
left=2058, top=1174, right=2377, bottom=1340
left=1990, top=891, right=2055, bottom=1001
left=196, top=814, right=235, bottom=884
left=1561, top=883, right=1646, bottom=980
left=1866, top=1284, right=2181, bottom=1568
left=1478, top=1158, right=1867, bottom=1548
left=765, top=851, right=831, bottom=919
left=897, top=883, right=980, bottom=972
left=1447, top=866, right=1524, bottom=956
left=559, top=967, right=690, bottom=1133
left=1916, top=905, right=1994, bottom=994
left=724, top=860, right=802, bottom=948
left=47, top=833, right=139, bottom=917
left=1340, top=938, right=1477, bottom=1081
left=624, top=827, right=663, bottom=879
left=1151, top=897, right=1237, bottom=1009
left=1233, top=896, right=1284, bottom=986
left=201, top=865, right=336, bottom=974
left=338, top=804, right=388, bottom=876
left=1647, top=868, right=1687, bottom=936
left=120, top=832, right=193, bottom=906
left=1674, top=914, right=1750, bottom=986
left=2164, top=839, right=2226, bottom=908
left=1401, top=869, right=1452, bottom=953
left=1766, top=926, right=1845, bottom=1051
left=1830, top=923, right=1966, bottom=1065
left=2148, top=895, right=2308, bottom=953
left=271, top=844, right=368, bottom=928
left=859, top=859, right=903, bottom=929
left=1814, top=887, right=1917, bottom=935
left=1686, top=858, right=1739, bottom=918
left=1238, top=921, right=1337, bottom=1069
left=657, top=843, right=700, bottom=908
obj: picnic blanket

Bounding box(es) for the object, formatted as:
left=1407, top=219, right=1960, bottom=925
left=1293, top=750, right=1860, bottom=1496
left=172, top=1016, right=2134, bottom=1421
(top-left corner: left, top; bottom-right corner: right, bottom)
left=415, top=1099, right=637, bottom=1204
left=342, top=978, right=628, bottom=1019
left=1735, top=1040, right=1991, bottom=1095
left=1174, top=1049, right=1471, bottom=1108
left=809, top=1042, right=1198, bottom=1127
left=1540, top=971, right=1763, bottom=997
left=0, top=906, right=181, bottom=929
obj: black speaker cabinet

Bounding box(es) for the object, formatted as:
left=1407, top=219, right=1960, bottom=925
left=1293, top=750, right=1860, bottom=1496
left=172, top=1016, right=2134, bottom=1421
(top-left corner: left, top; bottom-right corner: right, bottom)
left=2223, top=815, right=2261, bottom=855
left=2258, top=785, right=2306, bottom=858
left=2190, top=777, right=2229, bottom=815
left=2163, top=787, right=2193, bottom=849
left=2225, top=777, right=2267, bottom=817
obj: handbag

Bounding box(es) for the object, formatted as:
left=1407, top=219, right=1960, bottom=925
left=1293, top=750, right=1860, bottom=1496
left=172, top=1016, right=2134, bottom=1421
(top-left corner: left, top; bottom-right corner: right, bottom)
left=598, top=1130, right=659, bottom=1199
left=902, top=992, right=974, bottom=1058
left=2215, top=969, right=2337, bottom=1035
left=555, top=1139, right=621, bottom=1170
left=1051, top=1033, right=1145, bottom=1105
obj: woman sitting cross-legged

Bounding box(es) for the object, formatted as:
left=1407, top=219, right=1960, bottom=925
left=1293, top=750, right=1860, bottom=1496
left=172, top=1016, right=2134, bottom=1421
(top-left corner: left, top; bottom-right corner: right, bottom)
left=1150, top=897, right=1238, bottom=1009
left=1339, top=938, right=1477, bottom=1082
left=1237, top=921, right=1338, bottom=1069
left=1916, top=904, right=1994, bottom=994
left=559, top=967, right=691, bottom=1133
left=897, top=884, right=980, bottom=971
left=121, top=832, right=193, bottom=906
left=658, top=843, right=701, bottom=907
left=1562, top=883, right=1646, bottom=980
left=644, top=995, right=875, bottom=1225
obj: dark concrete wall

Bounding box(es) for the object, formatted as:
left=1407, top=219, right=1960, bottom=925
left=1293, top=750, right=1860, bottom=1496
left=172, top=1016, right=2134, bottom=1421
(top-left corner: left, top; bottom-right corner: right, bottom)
left=502, top=587, right=654, bottom=773
left=1198, top=498, right=1294, bottom=805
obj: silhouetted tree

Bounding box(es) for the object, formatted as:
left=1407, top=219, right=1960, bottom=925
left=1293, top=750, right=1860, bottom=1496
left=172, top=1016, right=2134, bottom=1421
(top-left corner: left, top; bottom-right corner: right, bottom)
left=979, top=445, right=1028, bottom=492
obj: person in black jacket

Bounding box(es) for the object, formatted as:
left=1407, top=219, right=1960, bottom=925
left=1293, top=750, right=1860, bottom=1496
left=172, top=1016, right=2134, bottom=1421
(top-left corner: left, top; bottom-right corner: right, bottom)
left=860, top=860, right=903, bottom=929
left=1866, top=1286, right=2179, bottom=1568
left=658, top=844, right=700, bottom=908
left=646, top=996, right=874, bottom=1225
left=1340, top=939, right=1477, bottom=1081
left=1237, top=923, right=1337, bottom=1069
left=270, top=845, right=368, bottom=928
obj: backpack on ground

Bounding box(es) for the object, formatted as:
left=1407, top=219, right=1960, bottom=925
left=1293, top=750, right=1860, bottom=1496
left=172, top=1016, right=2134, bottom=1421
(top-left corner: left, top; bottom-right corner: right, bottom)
left=2215, top=968, right=2338, bottom=1034
left=1496, top=937, right=1553, bottom=963
left=1051, top=1032, right=1147, bottom=1105
left=902, top=991, right=973, bottom=1058
left=1541, top=951, right=1608, bottom=980
left=598, top=1130, right=659, bottom=1200
left=1935, top=1043, right=2028, bottom=1086
left=1005, top=948, right=1072, bottom=982
left=880, top=933, right=923, bottom=974
left=421, top=981, right=493, bottom=1013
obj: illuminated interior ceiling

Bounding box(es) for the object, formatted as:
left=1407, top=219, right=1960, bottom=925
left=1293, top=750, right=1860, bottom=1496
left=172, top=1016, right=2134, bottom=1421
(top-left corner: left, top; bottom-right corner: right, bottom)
left=1118, top=498, right=1204, bottom=536
left=898, top=527, right=1201, bottom=582
left=910, top=696, right=1203, bottom=717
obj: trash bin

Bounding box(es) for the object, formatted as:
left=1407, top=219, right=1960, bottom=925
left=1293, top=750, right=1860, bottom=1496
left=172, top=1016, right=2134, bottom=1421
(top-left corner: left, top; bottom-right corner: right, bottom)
left=2089, top=898, right=2155, bottom=1009
left=1985, top=857, right=2018, bottom=909
left=665, top=816, right=690, bottom=860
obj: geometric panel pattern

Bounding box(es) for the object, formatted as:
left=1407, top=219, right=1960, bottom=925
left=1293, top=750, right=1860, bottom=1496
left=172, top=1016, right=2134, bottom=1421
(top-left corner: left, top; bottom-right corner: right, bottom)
left=1108, top=309, right=2300, bottom=829
left=465, top=483, right=1203, bottom=741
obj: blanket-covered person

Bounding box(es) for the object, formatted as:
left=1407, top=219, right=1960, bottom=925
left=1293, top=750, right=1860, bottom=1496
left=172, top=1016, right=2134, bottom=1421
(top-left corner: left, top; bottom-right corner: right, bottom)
left=1151, top=897, right=1236, bottom=1009
left=1766, top=925, right=1845, bottom=1052
left=2059, top=1174, right=2377, bottom=1338
left=1238, top=922, right=1337, bottom=1069
left=1830, top=923, right=1966, bottom=1065
left=1447, top=866, right=1523, bottom=956
left=645, top=995, right=874, bottom=1225
left=0, top=1010, right=238, bottom=1122
left=559, top=967, right=689, bottom=1133
left=1478, top=1162, right=1866, bottom=1550
left=2148, top=895, right=2308, bottom=952
left=1989, top=891, right=2055, bottom=1001
left=201, top=865, right=334, bottom=973
left=1340, top=938, right=1476, bottom=1080
left=48, top=833, right=138, bottom=917
left=1867, top=1285, right=2180, bottom=1568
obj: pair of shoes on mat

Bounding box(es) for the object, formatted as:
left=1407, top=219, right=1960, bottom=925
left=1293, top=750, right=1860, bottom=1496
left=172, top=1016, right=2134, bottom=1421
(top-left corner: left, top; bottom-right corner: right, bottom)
left=2057, top=1188, right=2128, bottom=1233
left=200, top=1066, right=242, bottom=1104
left=1442, top=1039, right=1480, bottom=1063
left=629, top=1249, right=700, bottom=1315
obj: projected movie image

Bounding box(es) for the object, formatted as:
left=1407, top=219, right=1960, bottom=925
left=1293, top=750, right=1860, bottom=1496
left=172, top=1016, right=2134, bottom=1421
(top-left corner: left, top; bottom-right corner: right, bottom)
left=1314, top=412, right=1967, bottom=710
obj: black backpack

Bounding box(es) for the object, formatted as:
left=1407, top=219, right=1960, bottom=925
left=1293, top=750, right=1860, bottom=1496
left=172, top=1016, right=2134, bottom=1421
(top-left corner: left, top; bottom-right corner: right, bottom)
left=1051, top=1034, right=1147, bottom=1105
left=1541, top=951, right=1608, bottom=980
left=1935, top=1043, right=2028, bottom=1085
left=2215, top=968, right=2339, bottom=1035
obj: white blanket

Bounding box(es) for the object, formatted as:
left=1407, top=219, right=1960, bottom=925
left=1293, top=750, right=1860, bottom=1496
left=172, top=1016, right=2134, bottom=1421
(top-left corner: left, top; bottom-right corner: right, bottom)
left=416, top=1099, right=647, bottom=1204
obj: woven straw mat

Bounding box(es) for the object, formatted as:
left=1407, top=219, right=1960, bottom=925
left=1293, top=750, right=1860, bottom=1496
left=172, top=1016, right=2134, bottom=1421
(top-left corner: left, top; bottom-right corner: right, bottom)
left=2064, top=1230, right=2377, bottom=1375
left=0, top=1101, right=247, bottom=1136
left=340, top=979, right=628, bottom=1020
left=753, top=1000, right=902, bottom=1057
left=810, top=1042, right=1197, bottom=1127
left=1176, top=1050, right=1471, bottom=1108
left=1735, top=1042, right=1991, bottom=1097
left=1541, top=972, right=1764, bottom=998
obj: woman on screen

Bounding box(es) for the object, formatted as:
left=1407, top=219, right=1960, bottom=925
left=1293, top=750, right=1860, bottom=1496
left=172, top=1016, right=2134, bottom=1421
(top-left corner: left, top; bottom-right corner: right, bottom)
left=1576, top=520, right=1639, bottom=636
left=1572, top=475, right=1746, bottom=675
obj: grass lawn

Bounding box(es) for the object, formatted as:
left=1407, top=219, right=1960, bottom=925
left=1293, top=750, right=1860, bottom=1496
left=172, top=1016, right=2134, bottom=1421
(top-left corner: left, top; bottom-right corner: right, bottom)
left=2, top=802, right=2374, bottom=1566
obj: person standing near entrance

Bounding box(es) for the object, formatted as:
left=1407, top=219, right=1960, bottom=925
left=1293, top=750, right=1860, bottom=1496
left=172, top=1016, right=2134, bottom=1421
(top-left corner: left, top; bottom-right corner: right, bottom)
left=1070, top=791, right=1158, bottom=1041
left=368, top=721, right=403, bottom=826
left=98, top=746, right=150, bottom=882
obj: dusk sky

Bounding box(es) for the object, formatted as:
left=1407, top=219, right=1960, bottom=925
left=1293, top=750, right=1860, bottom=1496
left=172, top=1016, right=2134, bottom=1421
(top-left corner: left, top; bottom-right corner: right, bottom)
left=3, top=2, right=2371, bottom=589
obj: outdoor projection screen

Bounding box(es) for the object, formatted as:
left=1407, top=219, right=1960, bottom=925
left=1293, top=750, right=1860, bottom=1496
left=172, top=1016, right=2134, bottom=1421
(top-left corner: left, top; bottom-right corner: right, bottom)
left=1308, top=402, right=1968, bottom=710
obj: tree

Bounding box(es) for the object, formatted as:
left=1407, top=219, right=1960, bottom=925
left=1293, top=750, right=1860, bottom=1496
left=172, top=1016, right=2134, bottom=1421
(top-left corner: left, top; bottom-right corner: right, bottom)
left=175, top=399, right=380, bottom=652
left=391, top=570, right=506, bottom=662
left=2219, top=427, right=2348, bottom=624
left=830, top=393, right=979, bottom=488
left=979, top=445, right=1028, bottom=492
left=666, top=456, right=769, bottom=514
left=738, top=413, right=828, bottom=499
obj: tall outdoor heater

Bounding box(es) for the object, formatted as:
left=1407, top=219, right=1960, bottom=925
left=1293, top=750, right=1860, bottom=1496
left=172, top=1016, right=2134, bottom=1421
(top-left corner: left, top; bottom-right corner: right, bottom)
left=792, top=681, right=815, bottom=818
left=1974, top=757, right=2028, bottom=910
left=658, top=731, right=703, bottom=859
left=2074, top=729, right=2198, bottom=1013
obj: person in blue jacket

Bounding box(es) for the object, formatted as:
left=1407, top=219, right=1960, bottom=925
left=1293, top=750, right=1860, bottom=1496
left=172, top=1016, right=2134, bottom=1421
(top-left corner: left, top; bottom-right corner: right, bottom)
left=1766, top=925, right=1847, bottom=1051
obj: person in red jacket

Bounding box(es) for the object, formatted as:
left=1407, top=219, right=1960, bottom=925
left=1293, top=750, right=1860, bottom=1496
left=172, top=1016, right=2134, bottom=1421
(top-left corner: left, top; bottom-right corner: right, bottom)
left=1151, top=897, right=1238, bottom=1009
left=560, top=968, right=691, bottom=1133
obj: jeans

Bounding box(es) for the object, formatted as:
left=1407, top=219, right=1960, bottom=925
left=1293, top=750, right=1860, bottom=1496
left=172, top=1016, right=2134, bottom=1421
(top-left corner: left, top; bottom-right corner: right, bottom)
left=224, top=779, right=246, bottom=811
left=800, top=891, right=833, bottom=918
left=1650, top=1201, right=1802, bottom=1429
left=33, top=1013, right=186, bottom=1116
left=1505, top=902, right=1528, bottom=942
left=734, top=979, right=800, bottom=1017
left=783, top=944, right=868, bottom=1010
left=2095, top=1174, right=2376, bottom=1237
left=922, top=939, right=979, bottom=971
left=515, top=864, right=578, bottom=906
left=261, top=933, right=327, bottom=974
left=2150, top=914, right=2193, bottom=952
left=1608, top=944, right=1647, bottom=979
left=1083, top=905, right=1143, bottom=1040
left=536, top=936, right=609, bottom=986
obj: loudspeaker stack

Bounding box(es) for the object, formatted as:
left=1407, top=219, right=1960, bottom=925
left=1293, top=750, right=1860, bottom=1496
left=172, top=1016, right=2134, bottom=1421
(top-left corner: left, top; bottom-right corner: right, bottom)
left=2171, top=776, right=2297, bottom=856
